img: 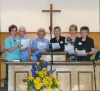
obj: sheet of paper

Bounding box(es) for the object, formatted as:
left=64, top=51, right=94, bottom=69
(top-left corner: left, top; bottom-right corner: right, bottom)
left=21, top=39, right=30, bottom=49
left=76, top=49, right=86, bottom=55
left=13, top=60, right=20, bottom=62
left=65, top=45, right=74, bottom=53
left=37, top=42, right=47, bottom=49
left=52, top=43, right=60, bottom=49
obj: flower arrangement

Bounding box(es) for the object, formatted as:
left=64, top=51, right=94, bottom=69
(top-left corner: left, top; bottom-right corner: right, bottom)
left=23, top=54, right=61, bottom=91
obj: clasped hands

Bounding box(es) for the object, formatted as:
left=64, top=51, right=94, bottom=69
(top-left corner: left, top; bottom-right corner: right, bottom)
left=34, top=48, right=48, bottom=51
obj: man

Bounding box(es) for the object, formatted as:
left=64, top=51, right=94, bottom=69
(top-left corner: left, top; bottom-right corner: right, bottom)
left=4, top=24, right=22, bottom=61
left=50, top=26, right=65, bottom=52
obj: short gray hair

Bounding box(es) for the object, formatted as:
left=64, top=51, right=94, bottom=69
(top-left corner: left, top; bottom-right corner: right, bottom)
left=18, top=26, right=26, bottom=32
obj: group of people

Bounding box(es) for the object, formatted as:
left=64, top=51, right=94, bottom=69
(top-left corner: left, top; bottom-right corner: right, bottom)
left=4, top=24, right=95, bottom=62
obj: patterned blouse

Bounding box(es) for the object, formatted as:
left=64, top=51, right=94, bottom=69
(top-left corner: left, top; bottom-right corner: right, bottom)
left=65, top=36, right=79, bottom=46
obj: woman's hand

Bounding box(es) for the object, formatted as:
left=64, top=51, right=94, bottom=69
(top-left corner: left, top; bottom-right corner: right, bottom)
left=17, top=44, right=23, bottom=48
left=76, top=53, right=80, bottom=56
left=83, top=52, right=89, bottom=56
left=31, top=48, right=39, bottom=52
left=21, top=47, right=28, bottom=51
left=35, top=48, right=39, bottom=51
left=44, top=48, right=48, bottom=51
left=23, top=47, right=28, bottom=51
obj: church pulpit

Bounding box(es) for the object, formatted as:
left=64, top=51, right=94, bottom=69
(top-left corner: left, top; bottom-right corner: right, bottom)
left=6, top=61, right=100, bottom=91
left=42, top=52, right=68, bottom=62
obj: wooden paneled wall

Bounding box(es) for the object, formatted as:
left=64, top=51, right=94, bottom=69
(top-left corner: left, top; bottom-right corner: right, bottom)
left=0, top=32, right=100, bottom=48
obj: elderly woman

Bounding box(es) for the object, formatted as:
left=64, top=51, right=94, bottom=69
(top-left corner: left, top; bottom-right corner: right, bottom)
left=31, top=28, right=49, bottom=61
left=4, top=24, right=22, bottom=61
left=18, top=26, right=31, bottom=62
left=65, top=24, right=78, bottom=46
left=75, top=26, right=95, bottom=61
left=50, top=26, right=65, bottom=52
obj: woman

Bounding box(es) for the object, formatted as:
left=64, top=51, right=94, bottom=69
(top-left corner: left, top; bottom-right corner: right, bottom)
left=18, top=26, right=31, bottom=62
left=4, top=24, right=22, bottom=61
left=50, top=26, right=65, bottom=52
left=31, top=28, right=49, bottom=61
left=75, top=26, right=95, bottom=61
left=65, top=24, right=78, bottom=61
left=65, top=24, right=78, bottom=46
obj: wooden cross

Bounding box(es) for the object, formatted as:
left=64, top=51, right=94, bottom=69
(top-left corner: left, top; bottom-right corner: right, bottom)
left=42, top=4, right=61, bottom=28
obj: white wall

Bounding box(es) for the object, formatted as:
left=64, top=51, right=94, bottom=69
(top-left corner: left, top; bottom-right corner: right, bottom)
left=1, top=0, right=99, bottom=32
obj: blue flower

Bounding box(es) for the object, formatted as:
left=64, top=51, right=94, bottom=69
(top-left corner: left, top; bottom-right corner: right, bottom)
left=23, top=79, right=27, bottom=82
left=32, top=64, right=36, bottom=71
left=31, top=69, right=36, bottom=77
left=37, top=53, right=42, bottom=61
left=37, top=66, right=42, bottom=71
left=47, top=71, right=51, bottom=75
left=43, top=61, right=48, bottom=68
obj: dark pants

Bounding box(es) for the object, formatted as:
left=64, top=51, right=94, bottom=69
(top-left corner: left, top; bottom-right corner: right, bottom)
left=77, top=55, right=92, bottom=61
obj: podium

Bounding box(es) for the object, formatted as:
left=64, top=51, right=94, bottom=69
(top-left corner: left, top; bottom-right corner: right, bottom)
left=6, top=61, right=100, bottom=91
left=42, top=52, right=68, bottom=61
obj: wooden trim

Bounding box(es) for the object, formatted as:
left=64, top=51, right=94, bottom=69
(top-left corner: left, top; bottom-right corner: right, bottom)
left=1, top=32, right=100, bottom=33
left=78, top=71, right=93, bottom=91
left=6, top=61, right=100, bottom=65
left=14, top=71, right=29, bottom=91
left=56, top=71, right=71, bottom=90
left=42, top=52, right=67, bottom=55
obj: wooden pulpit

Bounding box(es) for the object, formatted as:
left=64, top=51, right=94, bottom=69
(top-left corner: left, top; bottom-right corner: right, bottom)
left=42, top=52, right=68, bottom=61
left=6, top=61, right=100, bottom=91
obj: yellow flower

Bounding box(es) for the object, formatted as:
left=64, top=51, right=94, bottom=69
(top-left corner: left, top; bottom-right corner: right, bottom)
left=35, top=70, right=39, bottom=74
left=40, top=57, right=44, bottom=61
left=23, top=57, right=61, bottom=91
left=42, top=68, right=47, bottom=71
left=24, top=82, right=27, bottom=86
left=42, top=77, right=48, bottom=84
left=34, top=77, right=41, bottom=83
left=35, top=82, right=43, bottom=90
left=27, top=75, right=34, bottom=81
left=36, top=62, right=39, bottom=65
left=46, top=86, right=52, bottom=91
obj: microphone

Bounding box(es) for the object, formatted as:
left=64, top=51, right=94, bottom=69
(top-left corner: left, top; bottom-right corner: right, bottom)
left=52, top=69, right=56, bottom=73
left=90, top=55, right=95, bottom=65
left=90, top=56, right=95, bottom=61
left=49, top=26, right=52, bottom=32
left=14, top=40, right=16, bottom=42
left=90, top=55, right=97, bottom=90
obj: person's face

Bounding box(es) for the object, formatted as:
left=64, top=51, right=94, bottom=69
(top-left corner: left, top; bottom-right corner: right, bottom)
left=54, top=29, right=61, bottom=37
left=10, top=28, right=17, bottom=37
left=81, top=30, right=88, bottom=38
left=70, top=28, right=76, bottom=35
left=19, top=29, right=26, bottom=37
left=38, top=32, right=45, bottom=39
